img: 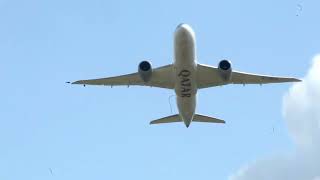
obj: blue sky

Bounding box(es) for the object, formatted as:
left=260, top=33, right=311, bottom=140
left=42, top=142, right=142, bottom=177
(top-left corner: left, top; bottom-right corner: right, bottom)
left=0, top=0, right=318, bottom=179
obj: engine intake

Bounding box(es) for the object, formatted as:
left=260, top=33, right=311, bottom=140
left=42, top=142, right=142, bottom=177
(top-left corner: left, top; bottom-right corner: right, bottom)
left=218, top=60, right=232, bottom=81
left=138, top=61, right=152, bottom=82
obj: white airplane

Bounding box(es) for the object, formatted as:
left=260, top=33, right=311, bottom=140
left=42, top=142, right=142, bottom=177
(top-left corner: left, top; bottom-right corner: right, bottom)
left=71, top=23, right=301, bottom=127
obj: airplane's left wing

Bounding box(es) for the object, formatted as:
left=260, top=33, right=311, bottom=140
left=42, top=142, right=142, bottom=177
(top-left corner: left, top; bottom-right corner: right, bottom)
left=231, top=71, right=301, bottom=85
left=72, top=64, right=175, bottom=89
left=197, top=64, right=301, bottom=89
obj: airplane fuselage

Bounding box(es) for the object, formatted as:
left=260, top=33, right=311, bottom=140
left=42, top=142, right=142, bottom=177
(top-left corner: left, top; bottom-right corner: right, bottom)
left=174, top=24, right=197, bottom=127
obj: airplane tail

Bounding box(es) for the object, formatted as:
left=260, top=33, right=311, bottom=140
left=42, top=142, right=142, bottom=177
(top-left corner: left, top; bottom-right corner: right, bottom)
left=150, top=114, right=225, bottom=125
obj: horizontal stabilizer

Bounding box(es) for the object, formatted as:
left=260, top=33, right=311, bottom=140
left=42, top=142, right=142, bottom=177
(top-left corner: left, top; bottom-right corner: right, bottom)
left=150, top=114, right=181, bottom=125
left=193, top=114, right=225, bottom=124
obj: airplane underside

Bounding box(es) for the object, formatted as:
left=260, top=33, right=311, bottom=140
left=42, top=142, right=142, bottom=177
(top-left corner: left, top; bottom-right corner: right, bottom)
left=71, top=23, right=301, bottom=128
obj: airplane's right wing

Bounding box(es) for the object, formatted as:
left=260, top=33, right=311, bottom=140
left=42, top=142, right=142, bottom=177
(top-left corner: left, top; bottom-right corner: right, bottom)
left=72, top=64, right=175, bottom=89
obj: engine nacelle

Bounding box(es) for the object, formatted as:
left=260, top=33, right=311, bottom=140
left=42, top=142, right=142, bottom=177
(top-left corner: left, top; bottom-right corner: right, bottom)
left=218, top=60, right=232, bottom=81
left=138, top=61, right=153, bottom=82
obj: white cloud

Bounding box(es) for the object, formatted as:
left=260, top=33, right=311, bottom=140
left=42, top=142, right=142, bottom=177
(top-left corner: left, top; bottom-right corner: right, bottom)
left=229, top=55, right=320, bottom=180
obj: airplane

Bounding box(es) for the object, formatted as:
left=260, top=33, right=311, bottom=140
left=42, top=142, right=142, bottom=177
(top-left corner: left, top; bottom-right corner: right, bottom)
left=71, top=23, right=301, bottom=128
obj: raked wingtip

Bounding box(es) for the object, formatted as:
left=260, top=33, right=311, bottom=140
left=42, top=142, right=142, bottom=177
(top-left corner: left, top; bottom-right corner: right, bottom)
left=71, top=80, right=82, bottom=84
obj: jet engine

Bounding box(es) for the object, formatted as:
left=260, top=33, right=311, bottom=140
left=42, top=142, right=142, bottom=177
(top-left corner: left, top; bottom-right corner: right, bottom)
left=218, top=60, right=232, bottom=81
left=138, top=61, right=152, bottom=82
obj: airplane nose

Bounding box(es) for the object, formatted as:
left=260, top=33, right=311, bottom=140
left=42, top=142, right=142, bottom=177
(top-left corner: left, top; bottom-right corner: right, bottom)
left=175, top=23, right=195, bottom=41
left=176, top=23, right=186, bottom=29
left=176, top=23, right=189, bottom=31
